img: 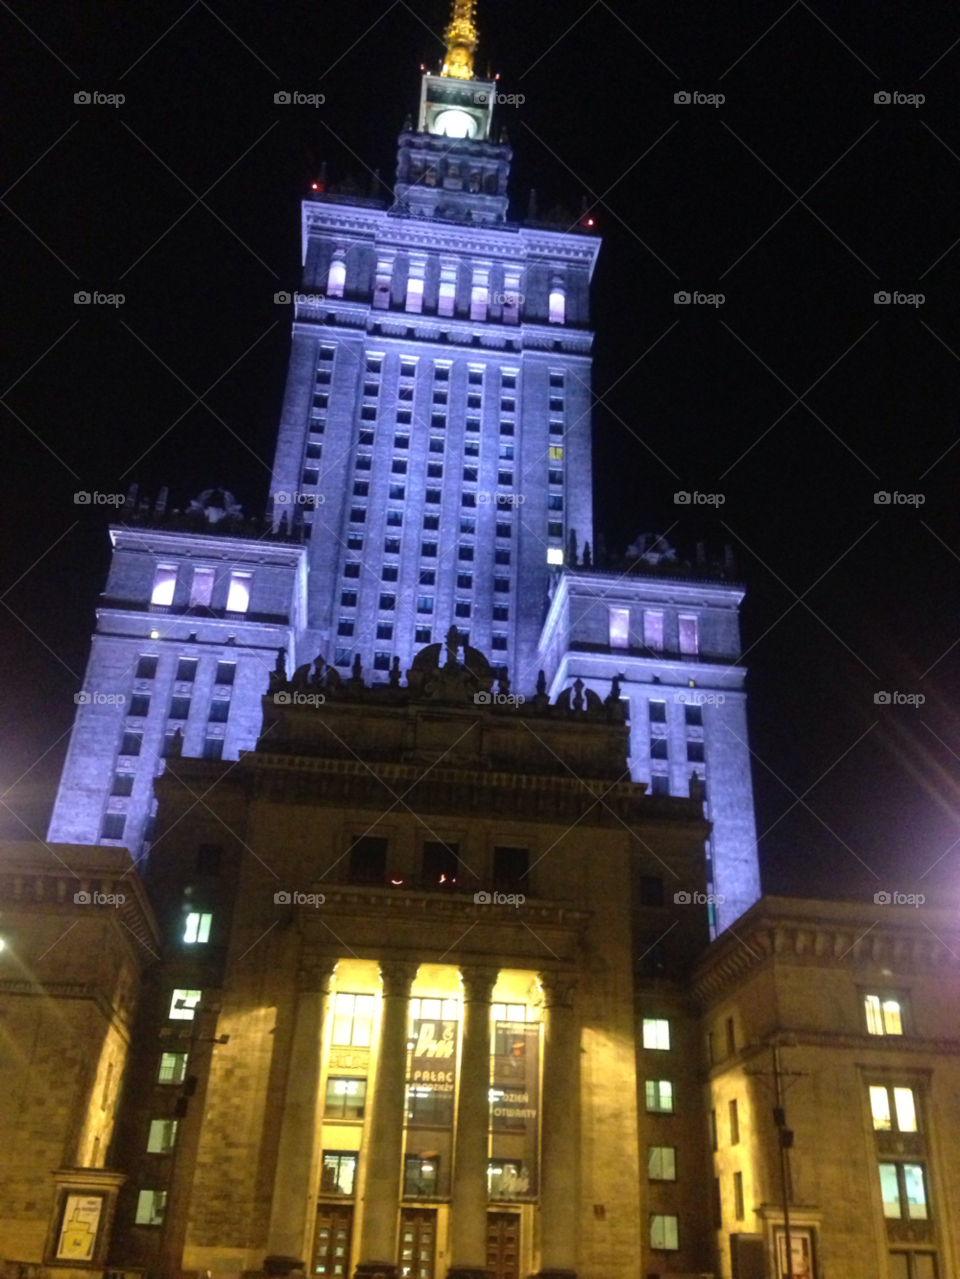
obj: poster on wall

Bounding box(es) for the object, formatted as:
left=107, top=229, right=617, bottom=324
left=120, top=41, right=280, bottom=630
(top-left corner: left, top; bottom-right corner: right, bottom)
left=56, top=1194, right=104, bottom=1261
left=489, top=1021, right=540, bottom=1199
left=775, top=1227, right=814, bottom=1279
left=407, top=1019, right=459, bottom=1126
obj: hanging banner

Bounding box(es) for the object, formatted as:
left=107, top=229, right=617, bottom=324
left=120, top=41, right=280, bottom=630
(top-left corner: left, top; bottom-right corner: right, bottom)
left=489, top=1021, right=540, bottom=1198
left=407, top=1019, right=459, bottom=1125
left=56, top=1195, right=104, bottom=1261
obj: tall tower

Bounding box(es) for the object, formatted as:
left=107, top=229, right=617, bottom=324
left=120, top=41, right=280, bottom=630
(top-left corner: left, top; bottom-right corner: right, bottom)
left=47, top=1, right=761, bottom=929
left=270, top=2, right=599, bottom=691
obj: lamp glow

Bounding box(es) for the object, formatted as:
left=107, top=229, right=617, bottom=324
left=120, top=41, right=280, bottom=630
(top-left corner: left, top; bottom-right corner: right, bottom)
left=433, top=109, right=476, bottom=139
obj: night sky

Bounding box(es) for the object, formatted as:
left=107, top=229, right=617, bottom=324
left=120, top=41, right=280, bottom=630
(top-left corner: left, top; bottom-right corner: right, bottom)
left=3, top=0, right=960, bottom=909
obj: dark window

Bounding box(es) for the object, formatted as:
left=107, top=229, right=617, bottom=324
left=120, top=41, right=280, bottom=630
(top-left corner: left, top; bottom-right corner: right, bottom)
left=176, top=658, right=198, bottom=682
left=341, top=591, right=358, bottom=606
left=306, top=441, right=322, bottom=460
left=355, top=455, right=371, bottom=471
left=468, top=370, right=483, bottom=384
left=417, top=597, right=434, bottom=614
left=374, top=652, right=391, bottom=670
left=463, top=466, right=478, bottom=482
left=459, top=545, right=474, bottom=561
left=348, top=534, right=364, bottom=551
left=547, top=495, right=563, bottom=511
left=386, top=510, right=403, bottom=527
left=394, top=434, right=410, bottom=449
left=392, top=459, right=408, bottom=474
left=112, top=773, right=134, bottom=797
left=494, top=577, right=510, bottom=593
left=415, top=626, right=432, bottom=643
left=726, top=1017, right=736, bottom=1055
left=651, top=775, right=670, bottom=796
left=422, top=840, right=459, bottom=888
left=338, top=620, right=355, bottom=636
left=344, top=562, right=361, bottom=578
left=302, top=468, right=319, bottom=486
left=493, top=605, right=509, bottom=622
left=431, top=414, right=446, bottom=430
left=457, top=574, right=473, bottom=589
left=425, top=488, right=442, bottom=504
left=389, top=484, right=405, bottom=500
left=462, top=492, right=477, bottom=508
left=101, top=814, right=126, bottom=840
left=169, top=696, right=191, bottom=721
left=465, top=439, right=480, bottom=457
left=359, top=430, right=375, bottom=446
left=385, top=537, right=401, bottom=554
left=649, top=701, right=667, bottom=723
left=460, top=517, right=476, bottom=534
left=550, top=397, right=564, bottom=412
left=324, top=1076, right=367, bottom=1120
left=687, top=741, right=705, bottom=763
left=429, top=438, right=444, bottom=453
left=203, top=739, right=223, bottom=761
left=424, top=514, right=440, bottom=531
left=427, top=461, right=443, bottom=477
left=685, top=704, right=703, bottom=726
left=121, top=731, right=142, bottom=757
left=550, top=373, right=564, bottom=388
left=360, top=405, right=376, bottom=421
left=396, top=410, right=412, bottom=426
left=422, top=542, right=438, bottom=557
left=500, top=421, right=514, bottom=435
left=196, top=843, right=223, bottom=875
left=491, top=634, right=508, bottom=650
left=215, top=662, right=236, bottom=686
left=379, top=594, right=396, bottom=611
left=353, top=481, right=369, bottom=497
left=419, top=570, right=436, bottom=586
left=493, top=846, right=528, bottom=890
left=334, top=648, right=352, bottom=667
left=549, top=421, right=563, bottom=435
left=382, top=565, right=398, bottom=582
left=209, top=700, right=230, bottom=723
left=548, top=522, right=564, bottom=538
left=640, top=876, right=664, bottom=907
left=651, top=739, right=668, bottom=760
left=729, top=1098, right=740, bottom=1144
left=496, top=522, right=511, bottom=538
left=366, top=357, right=381, bottom=373
left=435, top=365, right=449, bottom=381
left=376, top=623, right=394, bottom=640
left=348, top=836, right=387, bottom=884
left=498, top=471, right=513, bottom=487
left=549, top=469, right=564, bottom=485
left=136, top=655, right=158, bottom=679
left=129, top=694, right=151, bottom=718
left=455, top=601, right=471, bottom=618
left=494, top=550, right=511, bottom=566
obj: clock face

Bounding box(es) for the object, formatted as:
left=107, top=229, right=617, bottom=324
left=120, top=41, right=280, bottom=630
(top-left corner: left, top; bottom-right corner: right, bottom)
left=432, top=108, right=477, bottom=139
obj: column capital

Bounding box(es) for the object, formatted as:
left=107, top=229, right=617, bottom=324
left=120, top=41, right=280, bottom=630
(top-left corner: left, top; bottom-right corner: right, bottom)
left=379, top=958, right=419, bottom=998
left=459, top=964, right=499, bottom=1004
left=297, top=953, right=338, bottom=993
left=538, top=969, right=577, bottom=1010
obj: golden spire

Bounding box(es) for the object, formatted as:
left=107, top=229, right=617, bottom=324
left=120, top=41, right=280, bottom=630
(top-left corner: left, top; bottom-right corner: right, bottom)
left=441, top=0, right=479, bottom=80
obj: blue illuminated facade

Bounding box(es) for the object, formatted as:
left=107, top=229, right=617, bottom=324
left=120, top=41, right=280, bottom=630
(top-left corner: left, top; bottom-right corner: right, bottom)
left=48, top=62, right=760, bottom=928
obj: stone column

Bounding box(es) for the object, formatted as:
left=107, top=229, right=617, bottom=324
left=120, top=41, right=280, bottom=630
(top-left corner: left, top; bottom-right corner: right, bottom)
left=536, top=971, right=580, bottom=1279
left=447, top=964, right=499, bottom=1279
left=354, top=959, right=418, bottom=1279
left=265, top=953, right=338, bottom=1272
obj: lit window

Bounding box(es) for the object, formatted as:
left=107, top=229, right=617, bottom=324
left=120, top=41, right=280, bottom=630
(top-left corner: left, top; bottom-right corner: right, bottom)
left=865, top=994, right=904, bottom=1035
left=134, top=1190, right=167, bottom=1226
left=146, top=1119, right=178, bottom=1154
left=549, top=446, right=563, bottom=460
left=679, top=615, right=699, bottom=656
left=157, top=1052, right=188, bottom=1085
left=189, top=567, right=215, bottom=607
left=645, top=1080, right=673, bottom=1113
left=643, top=611, right=664, bottom=650
left=327, top=255, right=346, bottom=298
left=183, top=912, right=212, bottom=944
left=648, top=1146, right=677, bottom=1181
left=549, top=288, right=565, bottom=325
left=226, top=571, right=252, bottom=613
left=642, top=1018, right=670, bottom=1050
left=650, top=1214, right=678, bottom=1250
left=470, top=274, right=489, bottom=322
left=547, top=547, right=564, bottom=565
left=320, top=1151, right=358, bottom=1196
left=879, top=1162, right=928, bottom=1220
left=332, top=992, right=376, bottom=1047
left=438, top=268, right=457, bottom=317
left=609, top=606, right=630, bottom=649
left=406, top=271, right=425, bottom=314
left=151, top=565, right=177, bottom=606
left=169, top=989, right=202, bottom=1021
left=871, top=1085, right=918, bottom=1132
left=324, top=1076, right=367, bottom=1120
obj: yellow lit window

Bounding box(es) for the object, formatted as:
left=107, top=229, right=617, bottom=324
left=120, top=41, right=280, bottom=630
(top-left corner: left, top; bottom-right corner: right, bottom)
left=549, top=446, right=563, bottom=460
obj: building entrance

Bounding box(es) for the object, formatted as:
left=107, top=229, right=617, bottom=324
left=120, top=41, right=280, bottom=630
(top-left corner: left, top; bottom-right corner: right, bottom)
left=485, top=1212, right=520, bottom=1279
left=313, top=1203, right=353, bottom=1276
left=399, top=1207, right=436, bottom=1278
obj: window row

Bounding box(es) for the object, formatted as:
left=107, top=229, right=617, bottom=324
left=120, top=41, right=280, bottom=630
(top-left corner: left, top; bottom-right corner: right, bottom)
left=609, top=607, right=699, bottom=655
left=125, top=694, right=231, bottom=723
left=135, top=656, right=236, bottom=684
left=150, top=565, right=252, bottom=613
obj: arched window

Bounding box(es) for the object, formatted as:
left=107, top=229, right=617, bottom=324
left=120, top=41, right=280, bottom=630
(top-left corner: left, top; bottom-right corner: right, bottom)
left=327, top=255, right=346, bottom=298
left=548, top=286, right=565, bottom=325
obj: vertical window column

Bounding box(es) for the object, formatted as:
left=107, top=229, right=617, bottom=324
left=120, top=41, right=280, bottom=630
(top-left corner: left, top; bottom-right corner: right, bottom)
left=355, top=960, right=418, bottom=1273
left=406, top=254, right=427, bottom=314
left=266, top=955, right=338, bottom=1264
left=373, top=252, right=395, bottom=310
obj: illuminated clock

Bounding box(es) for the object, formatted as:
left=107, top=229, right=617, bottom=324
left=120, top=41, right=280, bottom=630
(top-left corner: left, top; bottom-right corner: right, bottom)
left=431, top=108, right=478, bottom=139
